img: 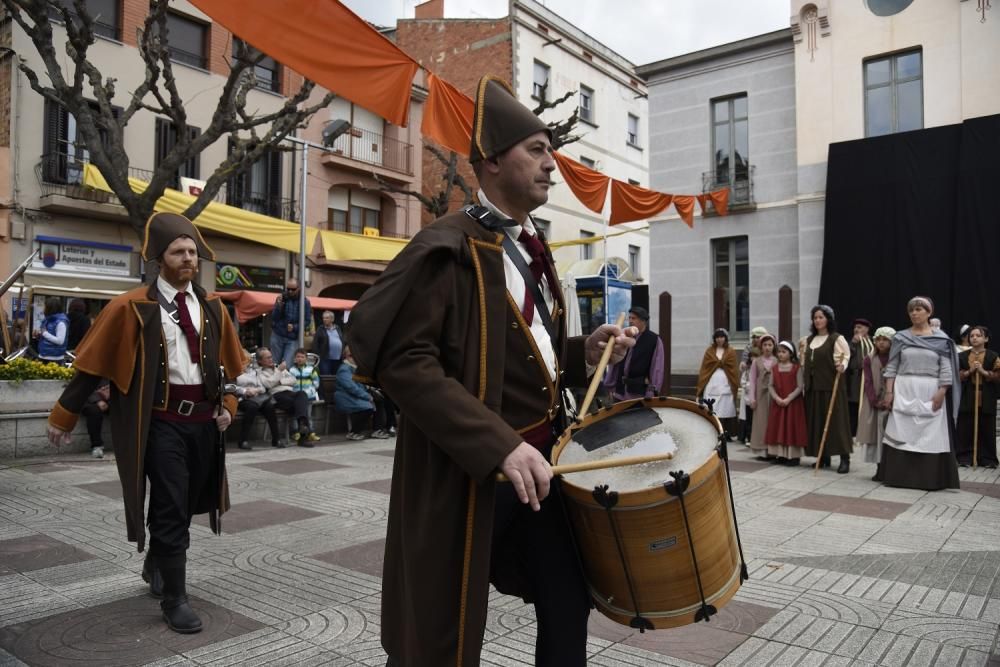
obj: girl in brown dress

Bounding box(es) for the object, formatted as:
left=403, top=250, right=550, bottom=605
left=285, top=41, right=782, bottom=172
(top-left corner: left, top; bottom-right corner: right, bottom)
left=747, top=334, right=776, bottom=460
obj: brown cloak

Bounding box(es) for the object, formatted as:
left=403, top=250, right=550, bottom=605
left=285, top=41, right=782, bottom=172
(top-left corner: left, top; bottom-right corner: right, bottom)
left=348, top=210, right=586, bottom=666
left=695, top=345, right=740, bottom=399
left=49, top=282, right=246, bottom=551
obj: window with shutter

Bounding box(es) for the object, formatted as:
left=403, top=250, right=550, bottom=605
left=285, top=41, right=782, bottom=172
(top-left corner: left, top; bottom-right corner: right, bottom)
left=155, top=118, right=201, bottom=189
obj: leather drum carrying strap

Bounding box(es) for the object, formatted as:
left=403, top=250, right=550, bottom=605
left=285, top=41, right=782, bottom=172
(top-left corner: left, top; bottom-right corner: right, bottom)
left=156, top=289, right=180, bottom=325
left=501, top=233, right=557, bottom=343
left=465, top=204, right=558, bottom=344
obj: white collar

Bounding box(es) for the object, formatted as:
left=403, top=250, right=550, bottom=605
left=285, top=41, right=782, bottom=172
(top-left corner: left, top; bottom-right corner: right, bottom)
left=156, top=275, right=193, bottom=302
left=478, top=189, right=538, bottom=240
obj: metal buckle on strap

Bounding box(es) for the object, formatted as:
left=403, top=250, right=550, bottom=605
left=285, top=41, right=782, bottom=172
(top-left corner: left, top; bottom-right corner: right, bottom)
left=177, top=399, right=195, bottom=416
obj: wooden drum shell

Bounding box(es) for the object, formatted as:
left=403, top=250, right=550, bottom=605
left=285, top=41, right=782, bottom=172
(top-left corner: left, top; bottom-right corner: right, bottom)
left=552, top=397, right=742, bottom=629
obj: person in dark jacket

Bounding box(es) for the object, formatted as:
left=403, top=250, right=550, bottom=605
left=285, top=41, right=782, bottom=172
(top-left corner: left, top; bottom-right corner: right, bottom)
left=269, top=279, right=312, bottom=367
left=80, top=380, right=110, bottom=458
left=66, top=298, right=92, bottom=351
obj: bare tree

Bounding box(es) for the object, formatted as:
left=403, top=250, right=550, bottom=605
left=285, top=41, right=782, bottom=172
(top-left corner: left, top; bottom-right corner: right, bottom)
left=375, top=80, right=581, bottom=219
left=373, top=144, right=473, bottom=219
left=4, top=0, right=336, bottom=239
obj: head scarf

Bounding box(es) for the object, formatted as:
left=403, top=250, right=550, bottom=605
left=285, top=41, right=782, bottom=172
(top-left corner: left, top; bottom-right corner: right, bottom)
left=907, top=296, right=934, bottom=314
left=874, top=326, right=896, bottom=340
left=750, top=326, right=768, bottom=337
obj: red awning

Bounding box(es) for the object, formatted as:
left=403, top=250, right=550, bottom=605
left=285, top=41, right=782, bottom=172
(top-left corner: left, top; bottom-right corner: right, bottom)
left=214, top=290, right=356, bottom=324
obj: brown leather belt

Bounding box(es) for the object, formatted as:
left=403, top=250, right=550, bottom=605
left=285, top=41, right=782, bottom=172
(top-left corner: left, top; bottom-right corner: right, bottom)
left=164, top=398, right=214, bottom=417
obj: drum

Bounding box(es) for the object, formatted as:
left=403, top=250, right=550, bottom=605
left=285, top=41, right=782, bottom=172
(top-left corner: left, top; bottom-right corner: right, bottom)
left=552, top=396, right=747, bottom=630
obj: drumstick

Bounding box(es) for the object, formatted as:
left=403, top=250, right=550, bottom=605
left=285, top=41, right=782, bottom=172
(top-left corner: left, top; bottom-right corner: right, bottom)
left=577, top=312, right=628, bottom=419
left=813, top=371, right=841, bottom=475
left=496, top=311, right=628, bottom=484
left=495, top=450, right=675, bottom=481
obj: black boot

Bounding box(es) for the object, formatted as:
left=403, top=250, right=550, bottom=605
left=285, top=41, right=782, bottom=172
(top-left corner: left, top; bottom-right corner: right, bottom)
left=819, top=456, right=831, bottom=469
left=142, top=552, right=163, bottom=599
left=837, top=456, right=850, bottom=474
left=158, top=560, right=202, bottom=634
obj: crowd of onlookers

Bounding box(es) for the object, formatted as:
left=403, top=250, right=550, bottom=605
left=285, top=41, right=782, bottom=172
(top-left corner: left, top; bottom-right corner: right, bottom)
left=696, top=296, right=997, bottom=491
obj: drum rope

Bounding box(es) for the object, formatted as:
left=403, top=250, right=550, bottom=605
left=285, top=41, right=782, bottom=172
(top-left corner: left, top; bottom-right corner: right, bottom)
left=716, top=433, right=750, bottom=583
left=665, top=470, right=718, bottom=623
left=592, top=485, right=655, bottom=632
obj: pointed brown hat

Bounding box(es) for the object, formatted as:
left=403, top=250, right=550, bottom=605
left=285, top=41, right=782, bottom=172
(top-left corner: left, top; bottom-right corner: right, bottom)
left=469, top=75, right=551, bottom=163
left=140, top=211, right=215, bottom=261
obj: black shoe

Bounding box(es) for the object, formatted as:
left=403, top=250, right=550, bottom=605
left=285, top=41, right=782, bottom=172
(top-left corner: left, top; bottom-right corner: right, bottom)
left=272, top=440, right=287, bottom=448
left=159, top=565, right=202, bottom=634
left=297, top=440, right=314, bottom=448
left=785, top=458, right=800, bottom=467
left=837, top=457, right=850, bottom=474
left=238, top=441, right=252, bottom=451
left=141, top=553, right=163, bottom=599
left=819, top=456, right=831, bottom=469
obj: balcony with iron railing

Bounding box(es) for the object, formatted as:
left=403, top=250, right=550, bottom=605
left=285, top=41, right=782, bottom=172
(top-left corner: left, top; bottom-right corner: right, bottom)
left=702, top=165, right=756, bottom=212
left=321, top=126, right=413, bottom=179
left=37, top=152, right=304, bottom=224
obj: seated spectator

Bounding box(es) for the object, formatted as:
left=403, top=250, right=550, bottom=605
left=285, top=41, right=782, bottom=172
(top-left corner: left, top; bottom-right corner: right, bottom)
left=80, top=380, right=110, bottom=458
left=235, top=359, right=285, bottom=450
left=336, top=346, right=390, bottom=441
left=255, top=346, right=318, bottom=447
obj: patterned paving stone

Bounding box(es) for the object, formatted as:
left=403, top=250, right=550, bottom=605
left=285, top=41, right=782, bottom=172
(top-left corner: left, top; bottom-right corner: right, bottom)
left=74, top=480, right=123, bottom=500
left=0, top=594, right=262, bottom=667
left=346, top=478, right=393, bottom=495
left=0, top=534, right=96, bottom=574
left=782, top=492, right=911, bottom=520
left=312, top=538, right=386, bottom=578
left=242, top=458, right=350, bottom=476
left=727, top=459, right=772, bottom=473
left=192, top=499, right=324, bottom=534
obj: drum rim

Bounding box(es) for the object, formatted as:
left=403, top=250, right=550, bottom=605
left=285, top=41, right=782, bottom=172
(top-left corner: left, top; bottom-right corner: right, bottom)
left=553, top=396, right=723, bottom=505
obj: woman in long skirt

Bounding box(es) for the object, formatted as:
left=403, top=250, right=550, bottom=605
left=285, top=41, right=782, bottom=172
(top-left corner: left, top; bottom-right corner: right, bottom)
left=696, top=328, right=740, bottom=437
left=956, top=325, right=999, bottom=468
left=803, top=305, right=853, bottom=473
left=858, top=327, right=895, bottom=481
left=748, top=334, right=777, bottom=460
left=881, top=296, right=960, bottom=490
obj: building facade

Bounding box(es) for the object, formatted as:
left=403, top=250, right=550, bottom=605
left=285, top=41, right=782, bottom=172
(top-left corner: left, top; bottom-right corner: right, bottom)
left=0, top=0, right=423, bottom=348
left=640, top=0, right=1000, bottom=377
left=396, top=0, right=650, bottom=320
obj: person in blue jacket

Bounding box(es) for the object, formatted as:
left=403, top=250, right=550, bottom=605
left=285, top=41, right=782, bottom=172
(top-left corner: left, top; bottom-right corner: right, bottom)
left=270, top=279, right=312, bottom=367
left=335, top=346, right=389, bottom=440
left=34, top=297, right=70, bottom=362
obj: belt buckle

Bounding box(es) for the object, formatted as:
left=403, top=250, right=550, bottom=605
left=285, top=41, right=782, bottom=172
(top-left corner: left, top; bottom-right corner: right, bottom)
left=177, top=399, right=195, bottom=416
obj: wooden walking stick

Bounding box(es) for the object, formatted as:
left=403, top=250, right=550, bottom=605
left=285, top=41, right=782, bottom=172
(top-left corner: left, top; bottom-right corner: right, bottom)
left=814, top=346, right=847, bottom=475
left=973, top=370, right=981, bottom=469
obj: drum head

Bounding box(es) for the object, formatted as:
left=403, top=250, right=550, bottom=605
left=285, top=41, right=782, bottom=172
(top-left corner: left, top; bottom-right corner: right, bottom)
left=556, top=401, right=720, bottom=492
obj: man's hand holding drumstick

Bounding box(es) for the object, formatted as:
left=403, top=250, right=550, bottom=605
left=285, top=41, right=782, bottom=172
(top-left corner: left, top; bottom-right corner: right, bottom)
left=501, top=320, right=638, bottom=511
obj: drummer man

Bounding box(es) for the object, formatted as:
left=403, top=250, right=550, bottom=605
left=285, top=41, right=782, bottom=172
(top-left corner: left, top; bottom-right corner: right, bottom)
left=347, top=76, right=636, bottom=666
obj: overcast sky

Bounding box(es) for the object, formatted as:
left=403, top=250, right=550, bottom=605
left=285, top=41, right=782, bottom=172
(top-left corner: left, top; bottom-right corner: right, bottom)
left=341, top=0, right=790, bottom=65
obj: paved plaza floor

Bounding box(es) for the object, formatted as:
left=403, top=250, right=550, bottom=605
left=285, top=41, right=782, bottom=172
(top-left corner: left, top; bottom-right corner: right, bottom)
left=1, top=433, right=999, bottom=666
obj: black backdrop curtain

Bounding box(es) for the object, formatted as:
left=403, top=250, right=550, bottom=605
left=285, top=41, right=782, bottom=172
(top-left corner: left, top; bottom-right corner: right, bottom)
left=819, top=114, right=1000, bottom=337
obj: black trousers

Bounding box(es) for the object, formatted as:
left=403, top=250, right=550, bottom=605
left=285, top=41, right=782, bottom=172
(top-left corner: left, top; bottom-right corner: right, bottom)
left=491, top=477, right=590, bottom=666
left=272, top=390, right=310, bottom=421
left=145, top=419, right=218, bottom=559
left=238, top=399, right=279, bottom=443
left=81, top=403, right=106, bottom=447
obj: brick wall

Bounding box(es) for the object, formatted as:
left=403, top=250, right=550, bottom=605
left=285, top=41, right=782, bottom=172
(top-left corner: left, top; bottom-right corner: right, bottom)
left=396, top=18, right=513, bottom=225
